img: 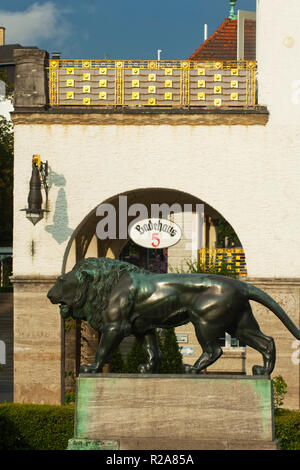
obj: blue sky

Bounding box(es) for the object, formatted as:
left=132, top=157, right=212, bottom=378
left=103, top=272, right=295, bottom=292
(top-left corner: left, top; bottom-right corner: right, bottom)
left=0, top=0, right=256, bottom=59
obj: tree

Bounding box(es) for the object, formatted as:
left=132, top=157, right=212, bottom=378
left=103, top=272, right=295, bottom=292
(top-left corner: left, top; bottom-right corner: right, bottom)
left=272, top=375, right=288, bottom=411
left=217, top=216, right=241, bottom=247
left=110, top=346, right=125, bottom=373
left=0, top=116, right=14, bottom=246
left=123, top=330, right=183, bottom=374
left=159, top=328, right=183, bottom=374
left=124, top=338, right=148, bottom=373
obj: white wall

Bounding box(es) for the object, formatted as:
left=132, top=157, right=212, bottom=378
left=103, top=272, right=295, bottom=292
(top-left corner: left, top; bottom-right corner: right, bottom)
left=13, top=118, right=300, bottom=278
left=257, top=0, right=300, bottom=125
left=0, top=99, right=13, bottom=120
left=0, top=80, right=13, bottom=120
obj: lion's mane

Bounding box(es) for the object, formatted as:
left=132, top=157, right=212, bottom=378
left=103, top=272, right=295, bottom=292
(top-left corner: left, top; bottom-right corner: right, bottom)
left=70, top=257, right=149, bottom=331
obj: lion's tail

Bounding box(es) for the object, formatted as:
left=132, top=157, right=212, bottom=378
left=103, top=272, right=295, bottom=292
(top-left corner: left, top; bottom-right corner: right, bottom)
left=247, top=284, right=300, bottom=340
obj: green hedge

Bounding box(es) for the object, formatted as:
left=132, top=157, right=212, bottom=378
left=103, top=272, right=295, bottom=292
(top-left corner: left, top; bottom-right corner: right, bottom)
left=1, top=403, right=299, bottom=450
left=0, top=403, right=74, bottom=450
left=0, top=286, right=13, bottom=292
left=274, top=409, right=300, bottom=450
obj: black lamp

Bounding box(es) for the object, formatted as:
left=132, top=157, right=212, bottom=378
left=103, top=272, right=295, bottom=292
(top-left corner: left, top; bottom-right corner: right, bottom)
left=21, top=155, right=49, bottom=225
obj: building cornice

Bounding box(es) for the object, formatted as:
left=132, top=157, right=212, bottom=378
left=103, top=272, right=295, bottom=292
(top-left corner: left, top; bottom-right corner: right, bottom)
left=244, top=277, right=300, bottom=288
left=11, top=106, right=269, bottom=126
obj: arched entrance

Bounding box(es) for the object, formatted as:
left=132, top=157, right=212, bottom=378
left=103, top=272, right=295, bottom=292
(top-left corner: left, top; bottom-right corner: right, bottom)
left=62, top=188, right=247, bottom=397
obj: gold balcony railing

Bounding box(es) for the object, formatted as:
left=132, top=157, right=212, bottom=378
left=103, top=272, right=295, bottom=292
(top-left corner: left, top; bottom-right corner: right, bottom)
left=199, top=248, right=247, bottom=276
left=48, top=59, right=257, bottom=108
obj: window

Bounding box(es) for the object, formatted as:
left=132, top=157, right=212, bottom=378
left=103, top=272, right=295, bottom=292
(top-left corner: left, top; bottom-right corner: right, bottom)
left=220, top=333, right=245, bottom=349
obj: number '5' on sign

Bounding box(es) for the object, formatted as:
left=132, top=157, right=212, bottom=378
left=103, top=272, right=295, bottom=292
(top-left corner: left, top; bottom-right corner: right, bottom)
left=152, top=233, right=160, bottom=248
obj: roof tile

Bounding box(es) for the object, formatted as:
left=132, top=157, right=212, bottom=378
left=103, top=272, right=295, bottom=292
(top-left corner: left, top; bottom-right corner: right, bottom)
left=188, top=18, right=256, bottom=61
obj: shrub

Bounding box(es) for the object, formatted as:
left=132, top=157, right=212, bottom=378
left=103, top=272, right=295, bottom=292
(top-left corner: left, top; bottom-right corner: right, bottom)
left=159, top=328, right=183, bottom=374
left=274, top=409, right=300, bottom=450
left=64, top=390, right=76, bottom=405
left=124, top=338, right=148, bottom=373
left=124, top=329, right=183, bottom=374
left=272, top=375, right=288, bottom=410
left=171, top=257, right=239, bottom=278
left=110, top=346, right=125, bottom=373
left=0, top=403, right=74, bottom=450
left=0, top=286, right=13, bottom=292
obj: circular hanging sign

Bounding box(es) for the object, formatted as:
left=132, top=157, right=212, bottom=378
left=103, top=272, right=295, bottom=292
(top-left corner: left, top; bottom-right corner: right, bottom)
left=129, top=218, right=182, bottom=249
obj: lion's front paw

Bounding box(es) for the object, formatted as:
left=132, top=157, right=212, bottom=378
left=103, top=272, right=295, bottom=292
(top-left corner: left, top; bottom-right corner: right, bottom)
left=182, top=364, right=198, bottom=375
left=252, top=365, right=268, bottom=376
left=138, top=360, right=161, bottom=374
left=80, top=363, right=101, bottom=374
left=138, top=363, right=149, bottom=374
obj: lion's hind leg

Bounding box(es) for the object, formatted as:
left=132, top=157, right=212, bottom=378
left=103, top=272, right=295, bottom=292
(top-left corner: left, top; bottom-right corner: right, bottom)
left=185, top=318, right=223, bottom=374
left=184, top=295, right=226, bottom=374
left=184, top=338, right=223, bottom=374
left=233, top=302, right=276, bottom=376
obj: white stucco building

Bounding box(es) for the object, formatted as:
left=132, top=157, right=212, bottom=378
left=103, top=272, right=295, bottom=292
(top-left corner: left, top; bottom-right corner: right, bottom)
left=0, top=80, right=13, bottom=120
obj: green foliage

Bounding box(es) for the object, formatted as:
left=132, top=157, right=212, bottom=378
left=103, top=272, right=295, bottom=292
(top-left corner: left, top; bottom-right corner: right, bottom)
left=172, top=257, right=239, bottom=279
left=217, top=217, right=241, bottom=247
left=124, top=338, right=148, bottom=373
left=110, top=346, right=125, bottom=373
left=159, top=328, right=183, bottom=374
left=0, top=116, right=14, bottom=246
left=272, top=375, right=288, bottom=410
left=123, top=329, right=183, bottom=374
left=0, top=403, right=75, bottom=450
left=64, top=391, right=76, bottom=405
left=0, top=285, right=13, bottom=292
left=272, top=377, right=300, bottom=450
left=64, top=317, right=76, bottom=333
left=0, top=401, right=299, bottom=451
left=64, top=369, right=76, bottom=404
left=274, top=409, right=300, bottom=450
left=0, top=257, right=12, bottom=287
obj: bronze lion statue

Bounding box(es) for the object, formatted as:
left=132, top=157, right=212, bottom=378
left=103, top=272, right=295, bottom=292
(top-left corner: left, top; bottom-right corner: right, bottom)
left=47, top=257, right=300, bottom=375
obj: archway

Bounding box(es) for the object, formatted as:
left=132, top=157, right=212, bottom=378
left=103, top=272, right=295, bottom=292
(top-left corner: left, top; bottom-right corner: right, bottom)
left=62, top=187, right=247, bottom=396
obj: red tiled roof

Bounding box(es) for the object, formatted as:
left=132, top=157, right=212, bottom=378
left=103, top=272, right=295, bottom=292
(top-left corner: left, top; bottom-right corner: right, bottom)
left=188, top=18, right=256, bottom=61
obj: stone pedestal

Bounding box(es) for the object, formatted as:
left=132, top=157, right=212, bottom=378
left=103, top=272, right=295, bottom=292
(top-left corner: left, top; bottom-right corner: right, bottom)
left=68, top=374, right=279, bottom=450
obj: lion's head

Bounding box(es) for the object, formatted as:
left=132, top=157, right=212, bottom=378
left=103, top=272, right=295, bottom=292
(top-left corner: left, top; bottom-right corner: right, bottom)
left=47, top=268, right=91, bottom=320
left=47, top=257, right=148, bottom=331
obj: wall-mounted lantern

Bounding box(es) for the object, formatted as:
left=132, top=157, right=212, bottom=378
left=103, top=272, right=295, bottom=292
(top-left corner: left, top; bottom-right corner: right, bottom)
left=21, top=155, right=49, bottom=225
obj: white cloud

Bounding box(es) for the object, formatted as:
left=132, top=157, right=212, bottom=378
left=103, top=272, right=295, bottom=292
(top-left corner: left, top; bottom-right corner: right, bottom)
left=0, top=2, right=71, bottom=47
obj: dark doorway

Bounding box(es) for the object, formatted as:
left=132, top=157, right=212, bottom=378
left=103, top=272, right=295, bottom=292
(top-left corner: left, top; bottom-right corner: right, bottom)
left=119, top=239, right=168, bottom=273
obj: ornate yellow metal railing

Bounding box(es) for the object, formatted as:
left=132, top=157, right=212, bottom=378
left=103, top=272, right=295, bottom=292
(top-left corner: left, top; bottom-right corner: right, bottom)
left=199, top=248, right=247, bottom=276
left=48, top=59, right=257, bottom=108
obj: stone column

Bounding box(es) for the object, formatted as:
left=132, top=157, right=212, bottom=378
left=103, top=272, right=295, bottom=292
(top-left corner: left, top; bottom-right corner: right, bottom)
left=12, top=276, right=64, bottom=404
left=245, top=278, right=300, bottom=410
left=13, top=48, right=49, bottom=109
